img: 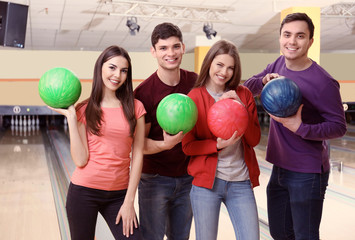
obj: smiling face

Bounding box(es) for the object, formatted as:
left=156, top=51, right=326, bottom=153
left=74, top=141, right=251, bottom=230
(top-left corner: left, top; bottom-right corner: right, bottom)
left=279, top=20, right=314, bottom=63
left=101, top=55, right=129, bottom=94
left=206, top=54, right=235, bottom=93
left=151, top=36, right=185, bottom=71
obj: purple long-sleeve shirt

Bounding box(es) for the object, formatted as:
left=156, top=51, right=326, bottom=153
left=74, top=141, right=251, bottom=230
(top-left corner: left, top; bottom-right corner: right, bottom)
left=244, top=56, right=347, bottom=173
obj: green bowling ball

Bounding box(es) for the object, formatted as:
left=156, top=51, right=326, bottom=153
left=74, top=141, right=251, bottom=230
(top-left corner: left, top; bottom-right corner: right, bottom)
left=38, top=67, right=81, bottom=108
left=156, top=93, right=198, bottom=135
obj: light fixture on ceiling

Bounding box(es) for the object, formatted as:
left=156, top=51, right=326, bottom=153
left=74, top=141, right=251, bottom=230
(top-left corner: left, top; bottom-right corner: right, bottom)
left=126, top=17, right=140, bottom=36
left=107, top=1, right=232, bottom=23
left=203, top=23, right=217, bottom=39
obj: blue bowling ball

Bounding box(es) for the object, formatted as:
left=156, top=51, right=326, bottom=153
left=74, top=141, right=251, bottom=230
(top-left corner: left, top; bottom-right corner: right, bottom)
left=260, top=77, right=302, bottom=118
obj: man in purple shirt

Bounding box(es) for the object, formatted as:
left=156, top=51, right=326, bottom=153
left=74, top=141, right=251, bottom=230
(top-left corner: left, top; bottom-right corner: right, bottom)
left=244, top=13, right=347, bottom=239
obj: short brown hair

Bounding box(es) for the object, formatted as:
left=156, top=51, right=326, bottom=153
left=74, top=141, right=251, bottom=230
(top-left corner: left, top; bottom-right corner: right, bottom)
left=280, top=12, right=315, bottom=39
left=151, top=22, right=183, bottom=48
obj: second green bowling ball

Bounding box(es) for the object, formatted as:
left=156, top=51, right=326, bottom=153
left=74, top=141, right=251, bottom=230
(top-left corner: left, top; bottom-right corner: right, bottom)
left=156, top=93, right=198, bottom=135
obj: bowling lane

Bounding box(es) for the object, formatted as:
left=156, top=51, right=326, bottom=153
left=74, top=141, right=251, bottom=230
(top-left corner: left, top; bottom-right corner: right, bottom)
left=2, top=120, right=354, bottom=240
left=0, top=127, right=61, bottom=240
left=258, top=124, right=355, bottom=170
left=329, top=124, right=355, bottom=169
left=47, top=128, right=116, bottom=240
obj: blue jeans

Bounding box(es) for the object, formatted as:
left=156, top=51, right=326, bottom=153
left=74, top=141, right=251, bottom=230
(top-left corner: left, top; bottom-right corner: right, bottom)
left=138, top=173, right=193, bottom=240
left=267, top=166, right=329, bottom=240
left=190, top=178, right=259, bottom=240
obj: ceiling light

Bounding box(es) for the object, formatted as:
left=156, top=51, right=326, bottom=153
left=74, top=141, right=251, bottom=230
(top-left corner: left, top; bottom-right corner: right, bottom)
left=203, top=23, right=217, bottom=40
left=126, top=17, right=140, bottom=36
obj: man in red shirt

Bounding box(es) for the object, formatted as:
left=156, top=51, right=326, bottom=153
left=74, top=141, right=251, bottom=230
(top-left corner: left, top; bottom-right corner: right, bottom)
left=134, top=22, right=197, bottom=240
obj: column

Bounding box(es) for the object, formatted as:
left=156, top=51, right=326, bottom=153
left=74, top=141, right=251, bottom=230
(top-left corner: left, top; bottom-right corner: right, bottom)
left=281, top=7, right=321, bottom=64
left=194, top=35, right=221, bottom=74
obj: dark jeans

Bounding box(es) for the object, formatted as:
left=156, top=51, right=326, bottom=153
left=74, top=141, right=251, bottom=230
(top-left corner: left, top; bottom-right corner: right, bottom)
left=138, top=173, right=193, bottom=240
left=267, top=166, right=329, bottom=240
left=66, top=182, right=140, bottom=240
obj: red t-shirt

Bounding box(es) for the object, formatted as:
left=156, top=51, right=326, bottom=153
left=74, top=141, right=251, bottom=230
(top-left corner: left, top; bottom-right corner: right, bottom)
left=134, top=69, right=197, bottom=177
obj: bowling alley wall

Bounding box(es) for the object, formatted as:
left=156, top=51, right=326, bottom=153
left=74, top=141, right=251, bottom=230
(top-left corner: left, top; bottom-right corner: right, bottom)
left=0, top=49, right=354, bottom=108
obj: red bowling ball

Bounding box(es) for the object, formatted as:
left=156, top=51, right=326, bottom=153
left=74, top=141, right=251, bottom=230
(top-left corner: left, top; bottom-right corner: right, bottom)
left=207, top=98, right=249, bottom=139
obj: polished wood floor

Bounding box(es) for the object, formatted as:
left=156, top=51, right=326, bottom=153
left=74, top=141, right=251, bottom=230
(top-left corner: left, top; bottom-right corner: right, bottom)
left=1, top=124, right=355, bottom=240
left=0, top=127, right=61, bottom=240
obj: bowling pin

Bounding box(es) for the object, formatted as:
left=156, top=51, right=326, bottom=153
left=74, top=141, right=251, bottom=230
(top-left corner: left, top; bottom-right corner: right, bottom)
left=64, top=117, right=68, bottom=133
left=28, top=125, right=31, bottom=136
left=31, top=125, right=35, bottom=135
left=15, top=115, right=18, bottom=126
left=27, top=115, right=32, bottom=126
left=11, top=115, right=14, bottom=126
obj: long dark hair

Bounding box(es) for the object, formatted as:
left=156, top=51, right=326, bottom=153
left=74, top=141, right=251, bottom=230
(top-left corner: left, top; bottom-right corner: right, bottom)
left=76, top=45, right=136, bottom=137
left=194, top=39, right=241, bottom=91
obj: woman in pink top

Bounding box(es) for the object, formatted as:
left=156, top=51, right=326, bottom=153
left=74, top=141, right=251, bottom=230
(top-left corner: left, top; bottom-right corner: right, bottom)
left=50, top=45, right=145, bottom=240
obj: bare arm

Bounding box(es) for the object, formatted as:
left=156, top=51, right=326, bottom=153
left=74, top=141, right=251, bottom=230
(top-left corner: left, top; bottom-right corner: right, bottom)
left=115, top=115, right=145, bottom=237
left=143, top=122, right=184, bottom=154
left=49, top=105, right=89, bottom=167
